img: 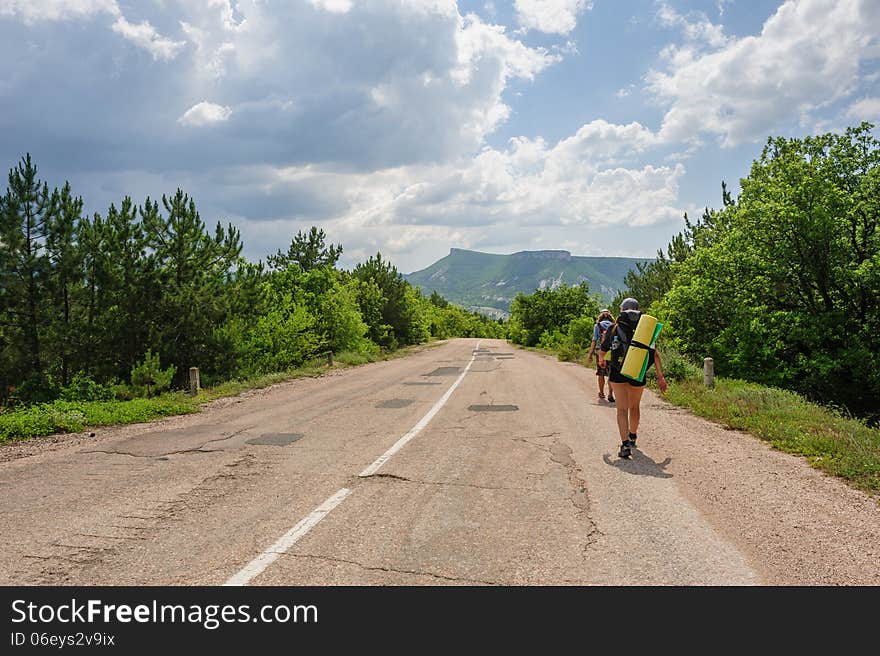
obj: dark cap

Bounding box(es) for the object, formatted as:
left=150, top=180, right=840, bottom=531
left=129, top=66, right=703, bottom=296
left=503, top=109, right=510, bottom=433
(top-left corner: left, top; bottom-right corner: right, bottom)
left=620, top=297, right=639, bottom=311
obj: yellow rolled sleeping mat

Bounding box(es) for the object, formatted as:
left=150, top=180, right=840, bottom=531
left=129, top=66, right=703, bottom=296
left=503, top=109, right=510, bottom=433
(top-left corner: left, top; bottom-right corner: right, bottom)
left=620, top=314, right=663, bottom=382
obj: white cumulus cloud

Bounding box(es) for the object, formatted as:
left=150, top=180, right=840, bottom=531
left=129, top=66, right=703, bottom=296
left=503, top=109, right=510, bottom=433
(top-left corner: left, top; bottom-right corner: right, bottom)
left=177, top=101, right=232, bottom=127
left=308, top=0, right=352, bottom=13
left=0, top=0, right=186, bottom=61
left=847, top=97, right=880, bottom=121
left=552, top=120, right=657, bottom=164
left=647, top=0, right=880, bottom=146
left=111, top=16, right=186, bottom=61
left=0, top=0, right=688, bottom=271
left=0, top=0, right=120, bottom=22
left=313, top=118, right=676, bottom=233
left=514, top=0, right=591, bottom=35
left=656, top=2, right=728, bottom=49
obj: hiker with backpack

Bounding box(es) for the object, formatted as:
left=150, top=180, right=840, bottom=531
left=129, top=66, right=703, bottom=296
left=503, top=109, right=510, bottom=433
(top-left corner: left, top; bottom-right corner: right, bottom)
left=586, top=309, right=615, bottom=403
left=598, top=297, right=668, bottom=459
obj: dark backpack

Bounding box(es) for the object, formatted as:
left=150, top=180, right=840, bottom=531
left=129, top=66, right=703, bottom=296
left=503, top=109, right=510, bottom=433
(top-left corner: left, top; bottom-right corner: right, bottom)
left=609, top=311, right=640, bottom=370
left=610, top=310, right=655, bottom=374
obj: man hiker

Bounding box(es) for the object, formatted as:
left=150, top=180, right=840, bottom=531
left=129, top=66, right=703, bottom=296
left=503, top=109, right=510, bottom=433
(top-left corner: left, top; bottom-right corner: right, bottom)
left=587, top=309, right=615, bottom=403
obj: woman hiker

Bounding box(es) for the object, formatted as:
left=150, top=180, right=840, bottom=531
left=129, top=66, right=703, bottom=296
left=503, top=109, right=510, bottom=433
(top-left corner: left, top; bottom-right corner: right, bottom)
left=598, top=297, right=668, bottom=459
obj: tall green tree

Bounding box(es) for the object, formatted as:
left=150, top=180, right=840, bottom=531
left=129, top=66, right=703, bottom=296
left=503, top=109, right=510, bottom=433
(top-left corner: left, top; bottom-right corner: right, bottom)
left=103, top=196, right=156, bottom=377
left=45, top=182, right=84, bottom=385
left=77, top=211, right=110, bottom=376
left=508, top=283, right=598, bottom=346
left=141, top=189, right=242, bottom=381
left=267, top=226, right=342, bottom=271
left=621, top=194, right=733, bottom=312
left=352, top=252, right=423, bottom=348
left=0, top=154, right=54, bottom=385
left=657, top=123, right=880, bottom=418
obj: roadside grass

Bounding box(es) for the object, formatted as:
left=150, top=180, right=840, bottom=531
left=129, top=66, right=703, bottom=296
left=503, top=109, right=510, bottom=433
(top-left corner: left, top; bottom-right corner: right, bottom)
left=0, top=340, right=445, bottom=444
left=0, top=397, right=198, bottom=442
left=657, top=375, right=880, bottom=494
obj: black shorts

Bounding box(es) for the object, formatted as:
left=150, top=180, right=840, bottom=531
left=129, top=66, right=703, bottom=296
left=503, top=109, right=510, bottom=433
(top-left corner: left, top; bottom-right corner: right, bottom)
left=595, top=362, right=609, bottom=376
left=607, top=368, right=647, bottom=387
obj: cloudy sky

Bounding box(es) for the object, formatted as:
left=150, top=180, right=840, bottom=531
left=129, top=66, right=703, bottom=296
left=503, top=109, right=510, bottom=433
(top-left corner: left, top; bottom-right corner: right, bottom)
left=1, top=0, right=878, bottom=272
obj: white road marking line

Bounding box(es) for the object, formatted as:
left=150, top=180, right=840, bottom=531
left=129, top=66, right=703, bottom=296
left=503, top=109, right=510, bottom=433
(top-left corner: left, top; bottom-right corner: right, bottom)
left=224, top=487, right=352, bottom=586
left=359, top=340, right=481, bottom=478
left=224, top=340, right=482, bottom=585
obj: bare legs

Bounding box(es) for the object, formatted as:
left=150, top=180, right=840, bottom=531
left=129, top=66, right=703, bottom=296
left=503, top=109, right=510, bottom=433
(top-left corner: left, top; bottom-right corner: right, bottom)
left=610, top=382, right=644, bottom=442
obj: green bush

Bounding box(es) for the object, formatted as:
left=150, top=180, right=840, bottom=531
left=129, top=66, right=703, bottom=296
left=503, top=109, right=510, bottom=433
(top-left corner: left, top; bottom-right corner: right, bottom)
left=0, top=406, right=55, bottom=440
left=318, top=277, right=370, bottom=354
left=109, top=381, right=137, bottom=401
left=130, top=350, right=176, bottom=397
left=652, top=348, right=701, bottom=381
left=538, top=328, right=565, bottom=350
left=556, top=316, right=595, bottom=361
left=10, top=372, right=59, bottom=405
left=243, top=302, right=321, bottom=373
left=566, top=316, right=595, bottom=347
left=556, top=342, right=585, bottom=362
left=508, top=284, right=600, bottom=346
left=60, top=372, right=115, bottom=401
left=46, top=406, right=87, bottom=432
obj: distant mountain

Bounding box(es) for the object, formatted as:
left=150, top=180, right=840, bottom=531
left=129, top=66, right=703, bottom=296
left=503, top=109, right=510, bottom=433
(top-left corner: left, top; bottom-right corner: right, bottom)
left=404, top=248, right=650, bottom=319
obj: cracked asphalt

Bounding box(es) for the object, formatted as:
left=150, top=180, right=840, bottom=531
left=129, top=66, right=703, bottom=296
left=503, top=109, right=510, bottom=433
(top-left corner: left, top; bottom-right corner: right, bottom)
left=1, top=338, right=878, bottom=585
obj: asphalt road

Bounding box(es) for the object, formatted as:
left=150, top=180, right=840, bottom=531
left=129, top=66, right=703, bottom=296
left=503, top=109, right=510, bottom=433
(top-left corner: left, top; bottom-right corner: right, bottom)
left=1, top=338, right=878, bottom=585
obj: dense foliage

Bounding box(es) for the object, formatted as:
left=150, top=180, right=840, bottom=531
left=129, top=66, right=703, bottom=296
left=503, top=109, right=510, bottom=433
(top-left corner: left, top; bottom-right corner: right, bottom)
left=624, top=123, right=880, bottom=422
left=507, top=283, right=601, bottom=358
left=0, top=156, right=502, bottom=407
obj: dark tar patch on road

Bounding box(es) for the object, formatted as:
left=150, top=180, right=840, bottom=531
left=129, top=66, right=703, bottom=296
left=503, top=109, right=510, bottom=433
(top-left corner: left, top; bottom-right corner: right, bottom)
left=246, top=433, right=304, bottom=446
left=402, top=381, right=442, bottom=386
left=425, top=367, right=461, bottom=376
left=468, top=405, right=519, bottom=412
left=375, top=399, right=415, bottom=408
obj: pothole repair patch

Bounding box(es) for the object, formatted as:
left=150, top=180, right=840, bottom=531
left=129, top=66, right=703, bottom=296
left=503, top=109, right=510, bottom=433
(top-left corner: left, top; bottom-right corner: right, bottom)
left=376, top=399, right=414, bottom=408
left=468, top=405, right=519, bottom=412
left=425, top=367, right=461, bottom=376
left=247, top=433, right=304, bottom=446
left=402, top=381, right=441, bottom=386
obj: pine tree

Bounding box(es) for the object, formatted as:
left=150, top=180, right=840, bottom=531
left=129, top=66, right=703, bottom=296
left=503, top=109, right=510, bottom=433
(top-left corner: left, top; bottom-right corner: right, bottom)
left=104, top=197, right=154, bottom=376
left=77, top=211, right=109, bottom=375
left=353, top=253, right=413, bottom=347
left=46, top=182, right=83, bottom=386
left=141, top=189, right=242, bottom=381
left=267, top=226, right=342, bottom=271
left=0, top=154, right=54, bottom=382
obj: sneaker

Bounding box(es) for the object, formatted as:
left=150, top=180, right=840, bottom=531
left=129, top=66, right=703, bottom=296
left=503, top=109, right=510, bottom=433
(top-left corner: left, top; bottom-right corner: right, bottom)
left=618, top=440, right=632, bottom=459
left=607, top=394, right=615, bottom=403
left=628, top=432, right=637, bottom=448
left=598, top=392, right=605, bottom=400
